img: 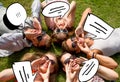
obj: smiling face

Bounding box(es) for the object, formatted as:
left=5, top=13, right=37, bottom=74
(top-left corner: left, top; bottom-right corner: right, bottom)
left=39, top=53, right=57, bottom=74
left=62, top=37, right=84, bottom=53
left=60, top=53, right=80, bottom=72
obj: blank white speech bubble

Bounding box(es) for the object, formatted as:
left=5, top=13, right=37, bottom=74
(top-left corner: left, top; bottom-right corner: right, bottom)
left=42, top=1, right=70, bottom=18
left=12, top=61, right=36, bottom=82
left=79, top=59, right=99, bottom=82
left=84, top=13, right=114, bottom=40
left=6, top=3, right=27, bottom=27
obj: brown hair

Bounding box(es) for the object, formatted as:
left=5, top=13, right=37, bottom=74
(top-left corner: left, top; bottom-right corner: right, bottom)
left=21, top=52, right=58, bottom=82
left=45, top=35, right=52, bottom=48
left=51, top=32, right=68, bottom=43
left=62, top=41, right=71, bottom=52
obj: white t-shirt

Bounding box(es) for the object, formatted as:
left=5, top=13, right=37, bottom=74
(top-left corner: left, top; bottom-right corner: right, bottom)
left=90, top=28, right=120, bottom=56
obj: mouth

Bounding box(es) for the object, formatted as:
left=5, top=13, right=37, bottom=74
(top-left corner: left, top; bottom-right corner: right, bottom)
left=42, top=62, right=49, bottom=68
left=71, top=62, right=79, bottom=68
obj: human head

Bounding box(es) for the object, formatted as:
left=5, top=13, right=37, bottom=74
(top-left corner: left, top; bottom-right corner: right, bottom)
left=27, top=52, right=58, bottom=74
left=39, top=52, right=58, bottom=74
left=35, top=31, right=51, bottom=48
left=52, top=17, right=69, bottom=41
left=60, top=52, right=80, bottom=72
left=52, top=28, right=68, bottom=42
left=62, top=37, right=84, bottom=53
left=25, top=28, right=51, bottom=48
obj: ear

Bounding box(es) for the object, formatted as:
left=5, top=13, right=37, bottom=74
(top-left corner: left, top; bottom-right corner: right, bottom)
left=62, top=67, right=66, bottom=72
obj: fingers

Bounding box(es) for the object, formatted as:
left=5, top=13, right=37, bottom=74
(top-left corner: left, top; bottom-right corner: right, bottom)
left=46, top=62, right=51, bottom=73
left=77, top=42, right=83, bottom=49
left=33, top=18, right=42, bottom=34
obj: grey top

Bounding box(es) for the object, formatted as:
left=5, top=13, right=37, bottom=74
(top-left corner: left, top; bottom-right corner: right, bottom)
left=0, top=0, right=41, bottom=57
left=0, top=0, right=41, bottom=34
left=90, top=28, right=120, bottom=56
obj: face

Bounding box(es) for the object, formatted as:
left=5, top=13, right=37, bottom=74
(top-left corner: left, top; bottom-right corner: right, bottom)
left=31, top=32, right=51, bottom=47
left=39, top=54, right=56, bottom=73
left=65, top=37, right=84, bottom=53
left=60, top=53, right=80, bottom=71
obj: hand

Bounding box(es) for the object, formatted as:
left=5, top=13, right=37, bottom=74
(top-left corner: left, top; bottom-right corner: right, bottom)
left=65, top=62, right=77, bottom=82
left=31, top=58, right=46, bottom=73
left=39, top=62, right=51, bottom=82
left=24, top=28, right=40, bottom=38
left=75, top=57, right=87, bottom=65
left=77, top=42, right=91, bottom=54
left=33, top=17, right=42, bottom=34
left=75, top=26, right=84, bottom=38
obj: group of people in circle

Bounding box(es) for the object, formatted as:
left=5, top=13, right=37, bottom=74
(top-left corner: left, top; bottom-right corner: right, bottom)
left=0, top=0, right=119, bottom=82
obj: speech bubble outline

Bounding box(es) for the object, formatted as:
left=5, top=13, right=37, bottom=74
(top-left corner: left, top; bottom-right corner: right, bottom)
left=83, top=13, right=114, bottom=40
left=79, top=58, right=99, bottom=82
left=42, top=1, right=70, bottom=18
left=12, top=61, right=36, bottom=82
left=6, top=3, right=27, bottom=27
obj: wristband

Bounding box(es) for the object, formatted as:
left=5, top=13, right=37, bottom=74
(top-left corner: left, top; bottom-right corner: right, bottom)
left=92, top=52, right=95, bottom=58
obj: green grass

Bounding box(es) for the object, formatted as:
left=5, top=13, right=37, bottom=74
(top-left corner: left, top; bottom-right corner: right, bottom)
left=0, top=0, right=120, bottom=82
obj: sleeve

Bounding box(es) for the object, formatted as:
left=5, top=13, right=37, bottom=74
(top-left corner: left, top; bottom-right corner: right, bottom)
left=0, top=33, right=24, bottom=49
left=31, top=0, right=41, bottom=18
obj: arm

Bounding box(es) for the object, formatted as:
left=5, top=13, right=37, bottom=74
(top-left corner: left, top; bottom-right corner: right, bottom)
left=87, top=51, right=118, bottom=69
left=39, top=62, right=51, bottom=82
left=97, top=65, right=119, bottom=80
left=64, top=1, right=76, bottom=18
left=0, top=33, right=24, bottom=49
left=31, top=0, right=41, bottom=18
left=75, top=8, right=92, bottom=37
left=77, top=43, right=118, bottom=69
left=65, top=63, right=77, bottom=82
left=31, top=0, right=42, bottom=33
left=0, top=68, right=15, bottom=81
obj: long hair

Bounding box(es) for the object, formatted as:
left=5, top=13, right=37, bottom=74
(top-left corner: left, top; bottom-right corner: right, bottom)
left=21, top=52, right=58, bottom=82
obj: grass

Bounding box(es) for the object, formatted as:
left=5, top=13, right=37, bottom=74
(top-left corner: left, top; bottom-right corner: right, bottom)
left=0, top=0, right=120, bottom=82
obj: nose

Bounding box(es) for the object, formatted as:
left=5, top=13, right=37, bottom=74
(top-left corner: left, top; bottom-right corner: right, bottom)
left=46, top=60, right=49, bottom=63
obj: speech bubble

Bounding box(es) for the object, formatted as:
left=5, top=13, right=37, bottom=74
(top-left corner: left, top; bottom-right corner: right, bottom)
left=84, top=13, right=114, bottom=40
left=42, top=1, right=70, bottom=18
left=6, top=3, right=27, bottom=27
left=79, top=58, right=99, bottom=82
left=12, top=61, right=36, bottom=82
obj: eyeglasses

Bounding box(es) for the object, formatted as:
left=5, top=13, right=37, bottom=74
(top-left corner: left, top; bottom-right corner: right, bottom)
left=55, top=28, right=68, bottom=34
left=43, top=56, right=56, bottom=65
left=37, top=31, right=46, bottom=41
left=63, top=55, right=76, bottom=65
left=71, top=37, right=77, bottom=48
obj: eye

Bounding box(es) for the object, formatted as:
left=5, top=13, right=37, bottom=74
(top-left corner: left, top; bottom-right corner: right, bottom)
left=63, top=29, right=68, bottom=33
left=37, top=36, right=42, bottom=41
left=56, top=29, right=60, bottom=33
left=72, top=42, right=77, bottom=48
